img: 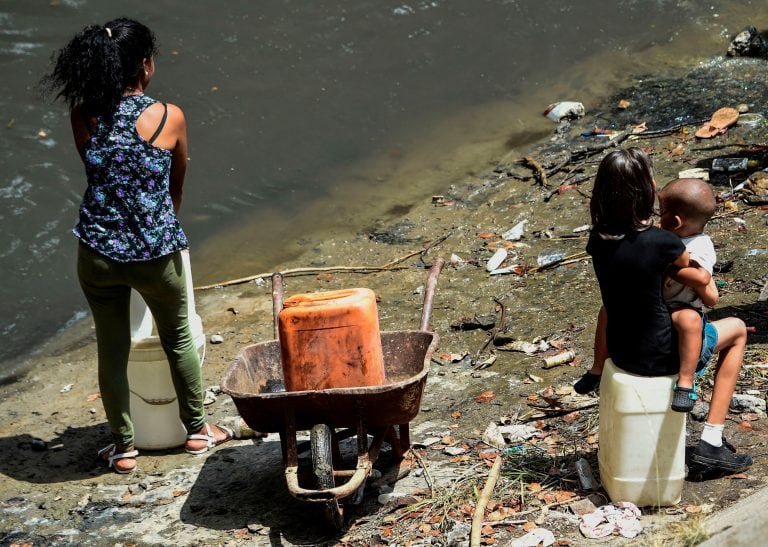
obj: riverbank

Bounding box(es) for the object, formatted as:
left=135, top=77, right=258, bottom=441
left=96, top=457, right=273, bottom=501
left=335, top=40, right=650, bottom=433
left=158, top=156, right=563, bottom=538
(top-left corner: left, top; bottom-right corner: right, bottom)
left=2, top=54, right=768, bottom=546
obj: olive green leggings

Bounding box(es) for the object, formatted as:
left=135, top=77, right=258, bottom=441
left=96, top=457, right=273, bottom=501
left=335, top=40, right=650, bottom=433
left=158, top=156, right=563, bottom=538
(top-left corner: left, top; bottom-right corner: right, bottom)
left=77, top=242, right=205, bottom=451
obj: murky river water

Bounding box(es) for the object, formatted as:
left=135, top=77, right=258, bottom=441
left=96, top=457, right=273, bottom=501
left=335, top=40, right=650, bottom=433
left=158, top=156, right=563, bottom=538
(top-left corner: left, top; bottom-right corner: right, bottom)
left=0, top=0, right=763, bottom=380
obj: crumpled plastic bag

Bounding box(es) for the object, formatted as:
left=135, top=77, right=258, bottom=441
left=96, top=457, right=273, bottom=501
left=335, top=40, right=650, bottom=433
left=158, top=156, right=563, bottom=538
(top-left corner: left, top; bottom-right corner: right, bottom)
left=579, top=501, right=642, bottom=539
left=511, top=527, right=555, bottom=547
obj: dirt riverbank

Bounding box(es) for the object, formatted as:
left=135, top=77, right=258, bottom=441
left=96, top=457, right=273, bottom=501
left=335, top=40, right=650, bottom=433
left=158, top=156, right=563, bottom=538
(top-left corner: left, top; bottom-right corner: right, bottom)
left=2, top=54, right=768, bottom=546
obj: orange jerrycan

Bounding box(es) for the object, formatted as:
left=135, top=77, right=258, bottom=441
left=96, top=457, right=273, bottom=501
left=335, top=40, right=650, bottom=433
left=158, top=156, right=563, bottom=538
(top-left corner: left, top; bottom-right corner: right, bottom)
left=278, top=288, right=385, bottom=391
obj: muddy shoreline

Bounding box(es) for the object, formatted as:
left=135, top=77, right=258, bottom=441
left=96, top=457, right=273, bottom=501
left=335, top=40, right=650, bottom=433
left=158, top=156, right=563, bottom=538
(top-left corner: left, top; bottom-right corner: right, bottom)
left=2, top=55, right=768, bottom=546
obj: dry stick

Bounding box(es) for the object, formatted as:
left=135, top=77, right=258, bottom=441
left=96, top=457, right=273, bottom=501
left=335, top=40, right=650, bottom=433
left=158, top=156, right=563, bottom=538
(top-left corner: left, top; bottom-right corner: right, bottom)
left=409, top=449, right=435, bottom=499
left=470, top=454, right=503, bottom=547
left=194, top=233, right=451, bottom=291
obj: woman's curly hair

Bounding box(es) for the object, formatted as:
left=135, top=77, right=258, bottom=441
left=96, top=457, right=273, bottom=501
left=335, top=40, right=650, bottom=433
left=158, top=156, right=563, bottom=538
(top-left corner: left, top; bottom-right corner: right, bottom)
left=41, top=18, right=157, bottom=117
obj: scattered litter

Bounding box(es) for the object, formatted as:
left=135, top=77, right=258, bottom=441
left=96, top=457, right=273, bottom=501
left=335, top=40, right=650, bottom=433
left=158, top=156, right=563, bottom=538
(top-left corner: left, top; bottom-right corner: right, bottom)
left=711, top=157, right=756, bottom=172
left=678, top=167, right=709, bottom=181
left=60, top=384, right=73, bottom=393
left=536, top=249, right=565, bottom=268
left=450, top=253, right=464, bottom=265
left=210, top=334, right=224, bottom=344
left=579, top=502, right=642, bottom=539
left=497, top=424, right=538, bottom=442
left=497, top=340, right=539, bottom=354
left=543, top=101, right=585, bottom=122
left=489, top=264, right=525, bottom=276
left=203, top=388, right=218, bottom=405
left=575, top=458, right=597, bottom=490
left=617, top=99, right=630, bottom=109
left=695, top=107, right=739, bottom=139
left=482, top=422, right=506, bottom=449
left=572, top=224, right=591, bottom=233
left=568, top=497, right=598, bottom=516
left=542, top=350, right=576, bottom=369
left=502, top=220, right=528, bottom=241
left=510, top=527, right=555, bottom=547
left=486, top=248, right=508, bottom=271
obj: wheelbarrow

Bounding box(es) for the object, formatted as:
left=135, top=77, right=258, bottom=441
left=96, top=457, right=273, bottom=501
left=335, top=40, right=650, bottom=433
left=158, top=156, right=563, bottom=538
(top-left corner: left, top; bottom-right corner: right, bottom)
left=220, top=258, right=443, bottom=529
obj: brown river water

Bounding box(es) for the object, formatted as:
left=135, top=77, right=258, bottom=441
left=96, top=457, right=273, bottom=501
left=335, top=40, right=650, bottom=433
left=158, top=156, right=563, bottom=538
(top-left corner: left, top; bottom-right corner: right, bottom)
left=0, top=0, right=764, bottom=380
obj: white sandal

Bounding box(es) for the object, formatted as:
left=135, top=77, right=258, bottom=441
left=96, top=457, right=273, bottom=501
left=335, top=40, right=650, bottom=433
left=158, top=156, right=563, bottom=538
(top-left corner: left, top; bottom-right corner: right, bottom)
left=98, top=444, right=138, bottom=474
left=185, top=423, right=233, bottom=455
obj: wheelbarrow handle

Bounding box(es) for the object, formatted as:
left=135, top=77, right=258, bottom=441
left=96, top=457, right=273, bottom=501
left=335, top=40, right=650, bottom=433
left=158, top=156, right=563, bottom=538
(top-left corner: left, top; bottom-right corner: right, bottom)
left=272, top=272, right=284, bottom=340
left=420, top=257, right=445, bottom=332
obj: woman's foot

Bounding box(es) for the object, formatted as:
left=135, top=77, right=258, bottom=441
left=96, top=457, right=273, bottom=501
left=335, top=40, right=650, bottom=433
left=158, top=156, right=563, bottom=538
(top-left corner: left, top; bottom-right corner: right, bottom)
left=98, top=444, right=138, bottom=474
left=185, top=423, right=234, bottom=454
left=574, top=371, right=602, bottom=394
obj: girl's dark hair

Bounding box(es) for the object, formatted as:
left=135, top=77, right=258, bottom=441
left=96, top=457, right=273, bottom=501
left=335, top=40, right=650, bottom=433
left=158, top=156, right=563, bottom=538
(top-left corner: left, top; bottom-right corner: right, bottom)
left=590, top=147, right=655, bottom=236
left=41, top=18, right=157, bottom=117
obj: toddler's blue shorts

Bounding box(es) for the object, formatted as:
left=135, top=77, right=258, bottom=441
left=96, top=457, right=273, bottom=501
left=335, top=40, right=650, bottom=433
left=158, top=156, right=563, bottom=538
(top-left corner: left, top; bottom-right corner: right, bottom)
left=695, top=315, right=718, bottom=376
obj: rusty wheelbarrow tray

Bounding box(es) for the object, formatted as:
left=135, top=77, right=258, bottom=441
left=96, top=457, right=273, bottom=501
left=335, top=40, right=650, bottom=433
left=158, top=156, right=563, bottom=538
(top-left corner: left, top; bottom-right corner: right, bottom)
left=220, top=258, right=443, bottom=530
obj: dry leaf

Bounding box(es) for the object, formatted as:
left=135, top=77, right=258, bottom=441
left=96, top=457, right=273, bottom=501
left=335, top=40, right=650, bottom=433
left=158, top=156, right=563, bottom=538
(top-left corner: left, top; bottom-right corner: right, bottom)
left=451, top=455, right=471, bottom=463
left=562, top=411, right=580, bottom=423
left=526, top=482, right=543, bottom=492
left=475, top=390, right=496, bottom=403
left=478, top=231, right=497, bottom=239
left=618, top=99, right=631, bottom=109
left=233, top=528, right=250, bottom=540
left=554, top=490, right=576, bottom=502
left=737, top=421, right=753, bottom=432
left=418, top=523, right=432, bottom=534
left=172, top=489, right=189, bottom=497
left=585, top=434, right=598, bottom=444
left=451, top=410, right=462, bottom=419
left=522, top=521, right=537, bottom=532
left=381, top=527, right=393, bottom=537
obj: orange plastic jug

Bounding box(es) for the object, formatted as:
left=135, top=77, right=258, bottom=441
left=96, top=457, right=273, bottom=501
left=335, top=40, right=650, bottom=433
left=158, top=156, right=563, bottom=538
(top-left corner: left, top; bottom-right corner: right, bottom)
left=278, top=288, right=385, bottom=391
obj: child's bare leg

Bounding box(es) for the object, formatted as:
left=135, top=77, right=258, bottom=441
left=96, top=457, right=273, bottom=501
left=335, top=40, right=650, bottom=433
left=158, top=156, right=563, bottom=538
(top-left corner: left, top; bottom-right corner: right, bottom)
left=706, top=317, right=747, bottom=425
left=574, top=306, right=607, bottom=394
left=690, top=316, right=752, bottom=472
left=670, top=307, right=702, bottom=390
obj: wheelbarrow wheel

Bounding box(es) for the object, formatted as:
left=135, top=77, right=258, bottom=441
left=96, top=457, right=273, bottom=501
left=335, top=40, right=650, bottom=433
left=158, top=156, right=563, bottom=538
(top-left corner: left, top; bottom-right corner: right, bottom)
left=311, top=423, right=344, bottom=530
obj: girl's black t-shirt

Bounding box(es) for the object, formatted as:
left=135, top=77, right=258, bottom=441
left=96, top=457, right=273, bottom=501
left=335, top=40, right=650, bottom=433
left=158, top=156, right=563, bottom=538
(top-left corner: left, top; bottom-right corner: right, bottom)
left=587, top=227, right=686, bottom=376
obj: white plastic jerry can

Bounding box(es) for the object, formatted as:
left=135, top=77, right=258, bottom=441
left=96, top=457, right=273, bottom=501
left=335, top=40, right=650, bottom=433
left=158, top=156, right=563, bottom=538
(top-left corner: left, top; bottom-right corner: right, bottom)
left=598, top=358, right=686, bottom=507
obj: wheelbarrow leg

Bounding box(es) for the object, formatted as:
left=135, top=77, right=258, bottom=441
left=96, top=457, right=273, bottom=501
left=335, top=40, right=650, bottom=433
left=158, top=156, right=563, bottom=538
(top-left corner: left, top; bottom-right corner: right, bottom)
left=311, top=423, right=344, bottom=530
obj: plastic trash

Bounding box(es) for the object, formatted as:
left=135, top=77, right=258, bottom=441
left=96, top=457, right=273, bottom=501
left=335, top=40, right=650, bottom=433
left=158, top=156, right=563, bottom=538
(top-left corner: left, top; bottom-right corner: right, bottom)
left=575, top=458, right=597, bottom=490
left=579, top=502, right=642, bottom=539
left=502, top=219, right=528, bottom=241
left=486, top=248, right=508, bottom=271
left=537, top=249, right=565, bottom=268
left=543, top=101, right=585, bottom=122
left=542, top=350, right=575, bottom=368
left=712, top=157, right=758, bottom=172
left=511, top=527, right=555, bottom=547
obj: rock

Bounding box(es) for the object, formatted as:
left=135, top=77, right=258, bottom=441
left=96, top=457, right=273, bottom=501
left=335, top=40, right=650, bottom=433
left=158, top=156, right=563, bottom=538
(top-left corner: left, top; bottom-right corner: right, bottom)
left=691, top=401, right=709, bottom=422
left=209, top=334, right=224, bottom=344
left=727, top=26, right=768, bottom=58
left=730, top=394, right=767, bottom=417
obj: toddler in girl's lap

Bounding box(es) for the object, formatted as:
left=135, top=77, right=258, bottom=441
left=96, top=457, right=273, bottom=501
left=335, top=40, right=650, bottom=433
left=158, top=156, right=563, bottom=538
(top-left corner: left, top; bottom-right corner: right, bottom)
left=574, top=148, right=751, bottom=473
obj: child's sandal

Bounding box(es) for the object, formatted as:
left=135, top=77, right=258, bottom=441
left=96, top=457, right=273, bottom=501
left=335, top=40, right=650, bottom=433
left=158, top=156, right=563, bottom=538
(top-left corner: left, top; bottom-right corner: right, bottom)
left=671, top=383, right=697, bottom=413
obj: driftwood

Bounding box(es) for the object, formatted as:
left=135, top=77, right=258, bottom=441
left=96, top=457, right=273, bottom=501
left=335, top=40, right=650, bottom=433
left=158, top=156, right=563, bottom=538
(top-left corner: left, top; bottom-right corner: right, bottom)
left=194, top=232, right=452, bottom=290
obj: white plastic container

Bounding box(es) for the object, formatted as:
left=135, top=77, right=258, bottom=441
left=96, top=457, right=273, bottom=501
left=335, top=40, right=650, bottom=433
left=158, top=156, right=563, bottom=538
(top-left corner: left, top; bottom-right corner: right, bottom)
left=127, top=250, right=205, bottom=450
left=598, top=358, right=686, bottom=507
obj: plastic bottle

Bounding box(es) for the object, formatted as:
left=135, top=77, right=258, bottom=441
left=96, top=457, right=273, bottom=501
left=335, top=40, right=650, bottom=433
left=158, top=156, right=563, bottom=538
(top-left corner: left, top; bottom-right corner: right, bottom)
left=711, top=157, right=759, bottom=172
left=598, top=359, right=685, bottom=507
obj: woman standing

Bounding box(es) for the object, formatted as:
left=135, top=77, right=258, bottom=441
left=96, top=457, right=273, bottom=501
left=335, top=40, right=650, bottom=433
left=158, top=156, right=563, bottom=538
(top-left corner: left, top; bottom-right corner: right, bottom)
left=43, top=18, right=231, bottom=473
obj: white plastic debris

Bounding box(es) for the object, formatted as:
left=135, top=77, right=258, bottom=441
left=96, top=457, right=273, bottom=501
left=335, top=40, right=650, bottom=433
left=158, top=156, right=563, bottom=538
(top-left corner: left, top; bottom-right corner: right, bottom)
left=678, top=167, right=710, bottom=181
left=579, top=501, right=642, bottom=539
left=489, top=264, right=522, bottom=276
left=502, top=220, right=528, bottom=241
left=497, top=424, right=538, bottom=442
left=543, top=101, right=585, bottom=122
left=60, top=384, right=73, bottom=393
left=210, top=334, right=224, bottom=344
left=486, top=248, right=508, bottom=272
left=482, top=422, right=507, bottom=449
left=572, top=224, right=591, bottom=233
left=511, top=527, right=555, bottom=546
left=449, top=253, right=464, bottom=265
